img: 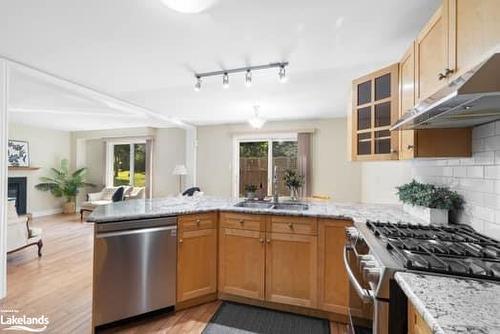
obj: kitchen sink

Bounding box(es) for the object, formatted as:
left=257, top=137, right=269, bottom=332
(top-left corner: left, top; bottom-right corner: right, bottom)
left=234, top=201, right=309, bottom=211
left=234, top=201, right=274, bottom=209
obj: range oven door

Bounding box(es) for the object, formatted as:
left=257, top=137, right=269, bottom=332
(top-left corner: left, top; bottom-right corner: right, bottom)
left=343, top=243, right=374, bottom=334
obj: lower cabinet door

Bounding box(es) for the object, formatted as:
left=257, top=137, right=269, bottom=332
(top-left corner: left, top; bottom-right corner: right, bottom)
left=265, top=232, right=317, bottom=308
left=177, top=228, right=217, bottom=302
left=219, top=228, right=266, bottom=300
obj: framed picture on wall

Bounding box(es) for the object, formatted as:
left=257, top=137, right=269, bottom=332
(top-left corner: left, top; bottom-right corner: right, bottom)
left=8, top=140, right=30, bottom=167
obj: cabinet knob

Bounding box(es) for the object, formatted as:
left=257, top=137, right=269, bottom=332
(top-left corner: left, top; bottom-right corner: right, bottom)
left=239, top=220, right=244, bottom=224
left=444, top=68, right=454, bottom=76
left=407, top=145, right=415, bottom=150
left=196, top=219, right=201, bottom=225
left=259, top=238, right=264, bottom=243
left=179, top=239, right=183, bottom=244
left=288, top=223, right=293, bottom=229
left=266, top=239, right=271, bottom=244
left=438, top=72, right=447, bottom=80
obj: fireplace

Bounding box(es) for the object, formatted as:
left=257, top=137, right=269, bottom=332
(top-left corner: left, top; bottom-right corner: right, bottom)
left=8, top=177, right=27, bottom=215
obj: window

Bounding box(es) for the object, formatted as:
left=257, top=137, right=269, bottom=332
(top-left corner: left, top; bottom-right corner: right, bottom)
left=233, top=134, right=298, bottom=197
left=107, top=141, right=146, bottom=187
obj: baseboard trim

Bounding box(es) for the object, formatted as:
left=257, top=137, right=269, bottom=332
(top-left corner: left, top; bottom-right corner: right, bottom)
left=32, top=208, right=63, bottom=217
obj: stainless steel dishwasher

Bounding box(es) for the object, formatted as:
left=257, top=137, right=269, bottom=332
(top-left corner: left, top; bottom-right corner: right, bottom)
left=93, top=217, right=177, bottom=328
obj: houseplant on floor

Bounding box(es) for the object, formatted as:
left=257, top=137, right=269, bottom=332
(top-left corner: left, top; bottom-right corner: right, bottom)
left=35, top=159, right=95, bottom=214
left=283, top=169, right=304, bottom=201
left=396, top=180, right=464, bottom=225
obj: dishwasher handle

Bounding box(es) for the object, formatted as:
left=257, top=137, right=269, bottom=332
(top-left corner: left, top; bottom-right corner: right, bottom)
left=96, top=225, right=177, bottom=239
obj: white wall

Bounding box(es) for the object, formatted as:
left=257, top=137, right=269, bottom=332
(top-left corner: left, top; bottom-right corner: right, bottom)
left=196, top=118, right=361, bottom=202
left=154, top=128, right=186, bottom=197
left=0, top=59, right=8, bottom=298
left=8, top=123, right=71, bottom=216
left=361, top=161, right=412, bottom=204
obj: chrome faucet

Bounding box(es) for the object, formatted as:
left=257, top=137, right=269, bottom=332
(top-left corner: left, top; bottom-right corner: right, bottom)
left=272, top=165, right=279, bottom=203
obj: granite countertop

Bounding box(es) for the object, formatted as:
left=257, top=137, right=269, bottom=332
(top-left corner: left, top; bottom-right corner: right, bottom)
left=395, top=272, right=500, bottom=334
left=87, top=195, right=426, bottom=224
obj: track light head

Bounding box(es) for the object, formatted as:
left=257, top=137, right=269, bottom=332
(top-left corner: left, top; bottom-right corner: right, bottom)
left=245, top=70, right=252, bottom=87
left=279, top=65, right=287, bottom=83
left=194, top=76, right=202, bottom=92
left=222, top=73, right=229, bottom=88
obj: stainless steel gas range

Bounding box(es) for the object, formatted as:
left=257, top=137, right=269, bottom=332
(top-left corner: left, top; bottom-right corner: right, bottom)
left=343, top=220, right=500, bottom=334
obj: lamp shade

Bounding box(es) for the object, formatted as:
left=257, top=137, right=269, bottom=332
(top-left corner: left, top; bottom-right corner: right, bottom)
left=172, top=164, right=188, bottom=175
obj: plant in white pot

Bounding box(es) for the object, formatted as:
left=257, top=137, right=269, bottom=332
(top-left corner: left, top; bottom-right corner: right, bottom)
left=283, top=169, right=304, bottom=201
left=35, top=159, right=95, bottom=214
left=396, top=180, right=464, bottom=225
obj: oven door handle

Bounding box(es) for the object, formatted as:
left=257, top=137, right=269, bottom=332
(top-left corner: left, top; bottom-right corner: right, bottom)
left=343, top=245, right=373, bottom=303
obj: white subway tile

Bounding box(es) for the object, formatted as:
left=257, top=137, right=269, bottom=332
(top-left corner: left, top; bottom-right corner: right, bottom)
left=484, top=135, right=500, bottom=151
left=466, top=166, right=484, bottom=178
left=461, top=191, right=484, bottom=206
left=460, top=157, right=475, bottom=165
left=446, top=159, right=462, bottom=166
left=470, top=217, right=486, bottom=234
left=495, top=151, right=500, bottom=165
left=474, top=151, right=495, bottom=165
left=496, top=180, right=500, bottom=194
left=473, top=122, right=495, bottom=139
left=472, top=206, right=495, bottom=223
left=496, top=120, right=500, bottom=135
left=483, top=222, right=500, bottom=240
left=484, top=193, right=500, bottom=210
left=453, top=166, right=467, bottom=177
left=485, top=165, right=500, bottom=179
left=472, top=139, right=485, bottom=152
left=459, top=178, right=495, bottom=193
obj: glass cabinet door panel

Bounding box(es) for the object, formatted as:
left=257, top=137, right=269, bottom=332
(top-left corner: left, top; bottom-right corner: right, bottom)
left=374, top=102, right=391, bottom=127
left=375, top=130, right=391, bottom=154
left=357, top=107, right=371, bottom=130
left=375, top=73, right=391, bottom=101
left=357, top=81, right=372, bottom=105
left=357, top=132, right=372, bottom=155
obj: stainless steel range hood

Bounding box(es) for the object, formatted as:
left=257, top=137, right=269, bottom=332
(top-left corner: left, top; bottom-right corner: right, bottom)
left=391, top=53, right=500, bottom=130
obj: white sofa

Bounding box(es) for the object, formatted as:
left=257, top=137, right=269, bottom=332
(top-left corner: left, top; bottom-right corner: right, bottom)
left=7, top=200, right=43, bottom=257
left=80, top=186, right=145, bottom=221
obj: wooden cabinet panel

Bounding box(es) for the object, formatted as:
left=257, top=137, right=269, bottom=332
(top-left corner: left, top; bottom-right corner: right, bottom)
left=219, top=228, right=265, bottom=300
left=408, top=301, right=432, bottom=334
left=416, top=5, right=449, bottom=102
left=449, top=0, right=500, bottom=79
left=220, top=212, right=266, bottom=231
left=399, top=42, right=417, bottom=160
left=270, top=215, right=317, bottom=235
left=179, top=212, right=217, bottom=232
left=265, top=232, right=317, bottom=308
left=317, top=219, right=351, bottom=315
left=177, top=228, right=217, bottom=302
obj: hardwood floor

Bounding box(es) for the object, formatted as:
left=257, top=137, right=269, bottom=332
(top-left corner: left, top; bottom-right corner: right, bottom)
left=0, top=214, right=349, bottom=334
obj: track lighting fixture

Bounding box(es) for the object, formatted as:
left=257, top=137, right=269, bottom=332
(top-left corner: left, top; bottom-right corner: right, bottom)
left=222, top=73, right=229, bottom=89
left=193, top=62, right=288, bottom=90
left=279, top=65, right=287, bottom=83
left=245, top=70, right=252, bottom=87
left=194, top=76, right=201, bottom=92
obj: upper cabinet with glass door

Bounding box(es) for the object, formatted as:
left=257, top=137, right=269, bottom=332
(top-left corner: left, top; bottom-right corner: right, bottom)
left=351, top=64, right=399, bottom=161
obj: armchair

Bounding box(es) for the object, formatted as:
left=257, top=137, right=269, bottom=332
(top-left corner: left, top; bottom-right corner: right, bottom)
left=7, top=200, right=43, bottom=257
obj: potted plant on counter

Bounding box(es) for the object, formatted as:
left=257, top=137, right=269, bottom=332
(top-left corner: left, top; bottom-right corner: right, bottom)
left=396, top=180, right=464, bottom=225
left=35, top=159, right=95, bottom=214
left=283, top=169, right=304, bottom=201
left=244, top=184, right=258, bottom=199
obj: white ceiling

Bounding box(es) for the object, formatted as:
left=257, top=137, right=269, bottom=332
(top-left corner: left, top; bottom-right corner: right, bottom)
left=0, top=0, right=440, bottom=130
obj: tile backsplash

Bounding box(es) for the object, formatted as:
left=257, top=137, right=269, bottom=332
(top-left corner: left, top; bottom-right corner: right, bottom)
left=411, top=120, right=500, bottom=240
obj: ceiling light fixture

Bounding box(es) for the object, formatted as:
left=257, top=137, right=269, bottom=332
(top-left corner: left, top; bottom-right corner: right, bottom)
left=161, top=0, right=218, bottom=14
left=193, top=62, right=288, bottom=90
left=245, top=70, right=252, bottom=87
left=222, top=73, right=229, bottom=89
left=248, top=105, right=266, bottom=129
left=194, top=76, right=202, bottom=92
left=279, top=65, right=287, bottom=83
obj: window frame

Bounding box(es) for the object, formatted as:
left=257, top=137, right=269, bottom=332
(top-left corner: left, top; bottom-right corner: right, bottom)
left=232, top=133, right=297, bottom=197
left=105, top=138, right=147, bottom=187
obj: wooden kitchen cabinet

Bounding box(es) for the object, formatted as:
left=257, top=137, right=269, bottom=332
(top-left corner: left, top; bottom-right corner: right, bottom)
left=408, top=301, right=432, bottom=334
left=448, top=0, right=500, bottom=80
left=265, top=232, right=317, bottom=308
left=351, top=63, right=399, bottom=161
left=177, top=213, right=217, bottom=303
left=219, top=226, right=266, bottom=300
left=399, top=42, right=472, bottom=159
left=317, top=219, right=353, bottom=316
left=415, top=4, right=450, bottom=103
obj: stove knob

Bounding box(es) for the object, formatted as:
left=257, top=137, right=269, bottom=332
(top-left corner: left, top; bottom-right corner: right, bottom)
left=360, top=260, right=377, bottom=269
left=359, top=255, right=375, bottom=262
left=365, top=268, right=381, bottom=284
left=345, top=227, right=360, bottom=241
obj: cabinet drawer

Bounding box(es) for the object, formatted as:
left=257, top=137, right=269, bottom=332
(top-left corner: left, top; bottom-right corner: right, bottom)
left=179, top=212, right=217, bottom=232
left=220, top=212, right=266, bottom=231
left=270, top=216, right=317, bottom=235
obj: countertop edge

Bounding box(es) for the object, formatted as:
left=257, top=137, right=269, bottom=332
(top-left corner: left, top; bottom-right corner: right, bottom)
left=395, top=272, right=445, bottom=334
